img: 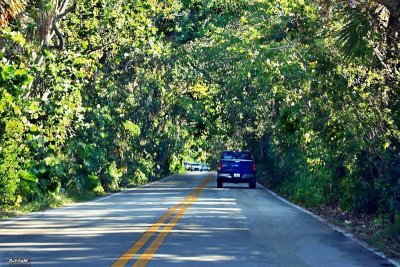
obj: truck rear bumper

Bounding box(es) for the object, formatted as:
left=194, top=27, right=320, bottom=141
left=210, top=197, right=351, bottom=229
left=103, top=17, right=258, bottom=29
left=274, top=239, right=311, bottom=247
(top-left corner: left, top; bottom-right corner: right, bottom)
left=217, top=173, right=256, bottom=183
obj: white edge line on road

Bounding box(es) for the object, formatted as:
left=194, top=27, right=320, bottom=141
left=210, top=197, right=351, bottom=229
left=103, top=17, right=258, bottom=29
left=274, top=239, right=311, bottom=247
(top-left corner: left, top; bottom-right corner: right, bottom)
left=256, top=182, right=400, bottom=267
left=0, top=174, right=177, bottom=226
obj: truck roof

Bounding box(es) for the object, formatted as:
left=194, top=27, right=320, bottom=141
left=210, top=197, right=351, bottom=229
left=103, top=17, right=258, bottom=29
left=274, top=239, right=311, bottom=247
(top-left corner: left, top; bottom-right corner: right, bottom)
left=220, top=151, right=253, bottom=160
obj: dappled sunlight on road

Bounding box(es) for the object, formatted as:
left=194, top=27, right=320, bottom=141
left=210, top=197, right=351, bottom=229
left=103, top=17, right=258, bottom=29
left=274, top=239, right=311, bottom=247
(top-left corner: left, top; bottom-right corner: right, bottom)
left=1, top=173, right=391, bottom=267
left=0, top=173, right=253, bottom=266
left=152, top=253, right=236, bottom=262
left=0, top=172, right=262, bottom=266
left=134, top=180, right=262, bottom=266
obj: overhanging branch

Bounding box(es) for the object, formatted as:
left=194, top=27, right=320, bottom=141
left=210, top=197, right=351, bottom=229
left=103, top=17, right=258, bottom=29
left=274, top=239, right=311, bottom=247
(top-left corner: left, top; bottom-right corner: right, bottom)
left=51, top=0, right=77, bottom=50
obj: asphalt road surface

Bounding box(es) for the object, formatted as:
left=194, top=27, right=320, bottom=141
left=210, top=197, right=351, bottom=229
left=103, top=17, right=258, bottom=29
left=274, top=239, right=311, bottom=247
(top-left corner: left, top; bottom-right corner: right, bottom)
left=0, top=172, right=397, bottom=267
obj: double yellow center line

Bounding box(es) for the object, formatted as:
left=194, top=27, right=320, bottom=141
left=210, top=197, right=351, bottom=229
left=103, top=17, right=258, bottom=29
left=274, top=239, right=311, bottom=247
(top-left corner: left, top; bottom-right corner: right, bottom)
left=112, top=175, right=212, bottom=267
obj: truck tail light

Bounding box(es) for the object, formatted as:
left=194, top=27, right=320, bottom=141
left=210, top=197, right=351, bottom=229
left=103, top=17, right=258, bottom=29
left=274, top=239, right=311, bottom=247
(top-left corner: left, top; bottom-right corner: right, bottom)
left=217, top=163, right=222, bottom=171
left=253, top=163, right=256, bottom=172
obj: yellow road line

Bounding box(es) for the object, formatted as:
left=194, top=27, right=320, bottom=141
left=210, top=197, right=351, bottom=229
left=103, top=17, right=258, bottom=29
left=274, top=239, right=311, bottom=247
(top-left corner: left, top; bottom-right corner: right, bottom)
left=112, top=196, right=193, bottom=267
left=132, top=176, right=212, bottom=267
left=112, top=175, right=212, bottom=267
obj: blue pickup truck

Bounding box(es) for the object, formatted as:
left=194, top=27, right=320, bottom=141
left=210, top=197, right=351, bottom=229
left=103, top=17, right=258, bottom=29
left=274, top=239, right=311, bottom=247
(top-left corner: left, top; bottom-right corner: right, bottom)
left=217, top=150, right=257, bottom=189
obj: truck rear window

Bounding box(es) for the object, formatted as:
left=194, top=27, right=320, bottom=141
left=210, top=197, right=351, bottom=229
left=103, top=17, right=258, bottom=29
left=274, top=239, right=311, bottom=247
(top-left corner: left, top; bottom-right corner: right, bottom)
left=220, top=151, right=252, bottom=160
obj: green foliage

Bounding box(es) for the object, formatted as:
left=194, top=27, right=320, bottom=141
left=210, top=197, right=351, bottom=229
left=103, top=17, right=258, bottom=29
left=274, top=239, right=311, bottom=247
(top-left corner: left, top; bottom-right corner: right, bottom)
left=123, top=121, right=141, bottom=137
left=93, top=162, right=121, bottom=191
left=173, top=0, right=399, bottom=223
left=85, top=174, right=101, bottom=191
left=335, top=10, right=373, bottom=59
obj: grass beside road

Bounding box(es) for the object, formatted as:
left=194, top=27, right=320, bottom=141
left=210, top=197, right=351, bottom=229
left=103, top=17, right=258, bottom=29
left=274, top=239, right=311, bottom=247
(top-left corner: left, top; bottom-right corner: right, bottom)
left=0, top=190, right=107, bottom=221
left=0, top=173, right=173, bottom=221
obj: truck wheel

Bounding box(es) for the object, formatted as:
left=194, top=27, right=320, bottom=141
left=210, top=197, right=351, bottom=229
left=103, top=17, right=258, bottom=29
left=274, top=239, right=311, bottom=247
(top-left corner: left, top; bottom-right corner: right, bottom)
left=249, top=181, right=256, bottom=189
left=217, top=180, right=223, bottom=188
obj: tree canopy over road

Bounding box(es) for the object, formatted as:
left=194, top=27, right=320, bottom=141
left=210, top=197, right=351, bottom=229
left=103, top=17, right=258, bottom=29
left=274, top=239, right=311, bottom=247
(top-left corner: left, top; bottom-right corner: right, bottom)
left=0, top=0, right=399, bottom=254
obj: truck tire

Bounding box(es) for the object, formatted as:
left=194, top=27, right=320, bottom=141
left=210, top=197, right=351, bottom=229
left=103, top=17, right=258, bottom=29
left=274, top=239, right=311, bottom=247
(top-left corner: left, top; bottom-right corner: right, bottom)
left=217, top=180, right=223, bottom=188
left=249, top=181, right=256, bottom=189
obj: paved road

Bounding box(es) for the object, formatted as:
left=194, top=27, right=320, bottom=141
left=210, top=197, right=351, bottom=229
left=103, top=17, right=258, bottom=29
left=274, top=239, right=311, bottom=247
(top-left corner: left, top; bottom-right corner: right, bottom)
left=0, top=172, right=396, bottom=267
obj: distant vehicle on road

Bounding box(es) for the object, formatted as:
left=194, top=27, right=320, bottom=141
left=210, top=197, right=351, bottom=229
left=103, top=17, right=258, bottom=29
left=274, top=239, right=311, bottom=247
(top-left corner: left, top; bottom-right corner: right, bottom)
left=201, top=164, right=211, bottom=171
left=217, top=150, right=256, bottom=189
left=184, top=161, right=193, bottom=170
left=191, top=163, right=202, bottom=171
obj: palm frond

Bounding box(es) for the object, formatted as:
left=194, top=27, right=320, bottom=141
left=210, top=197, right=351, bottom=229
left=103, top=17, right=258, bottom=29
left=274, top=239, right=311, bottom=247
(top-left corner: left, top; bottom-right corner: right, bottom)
left=335, top=10, right=372, bottom=59
left=0, top=0, right=27, bottom=26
